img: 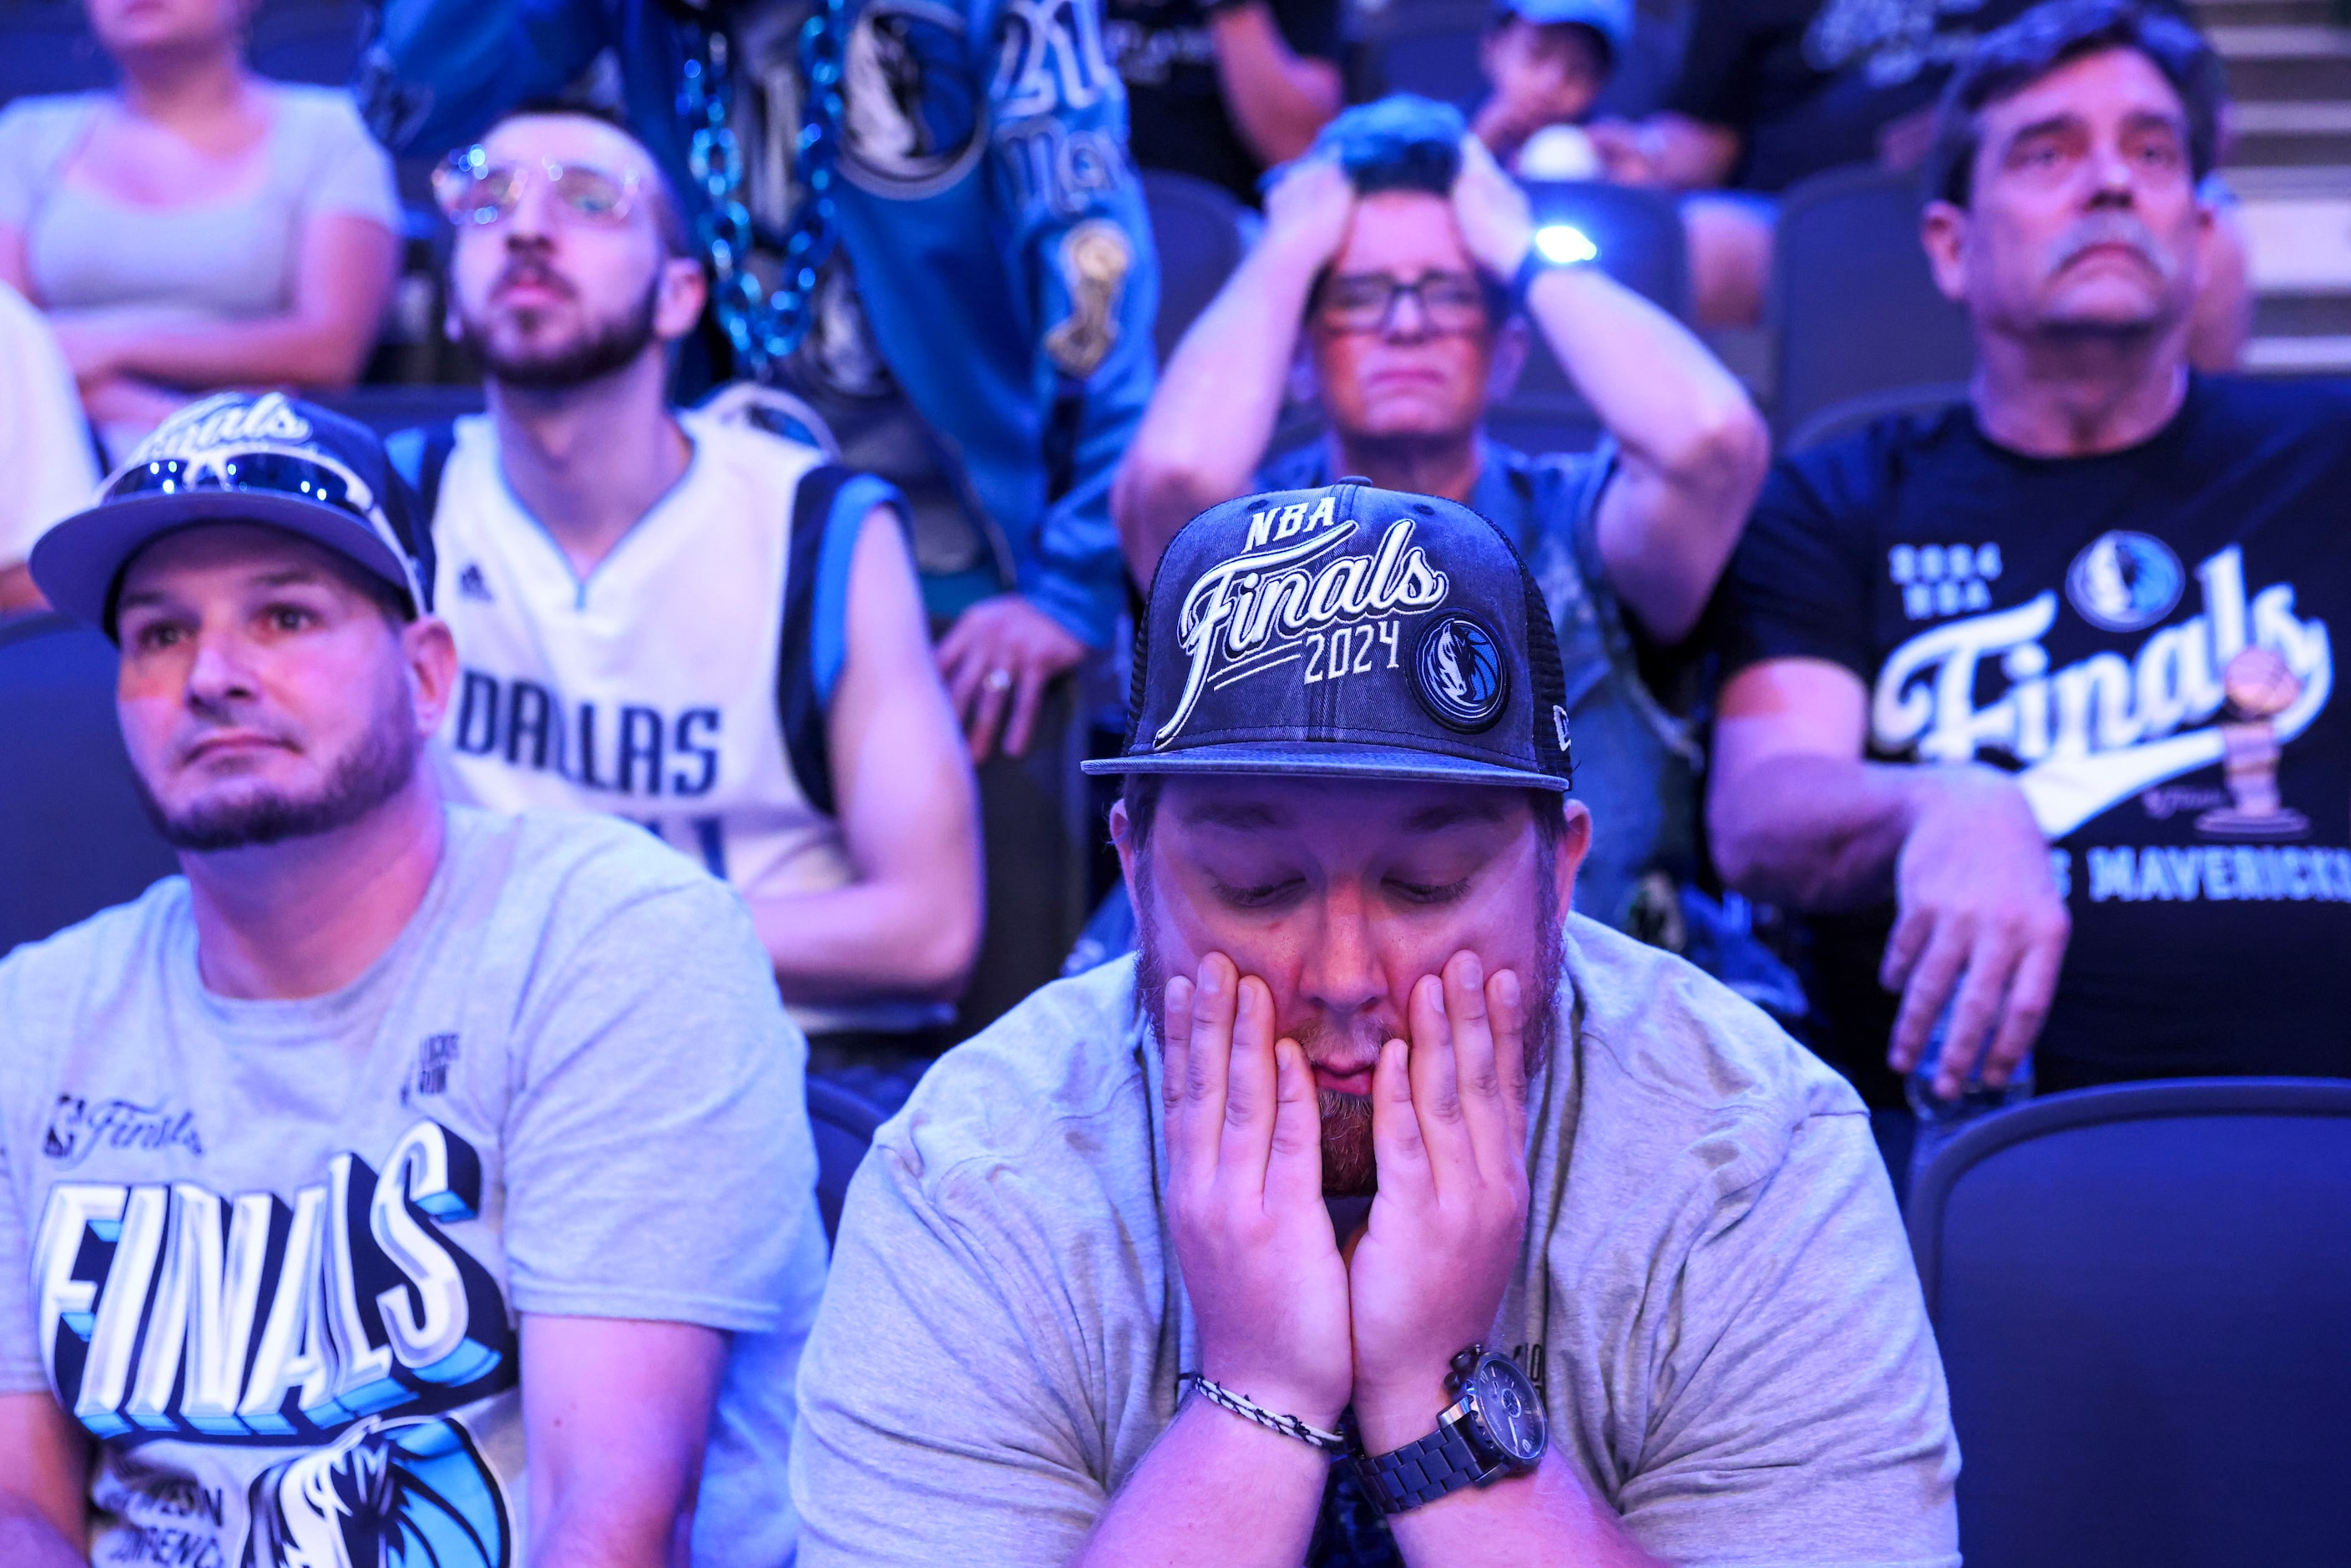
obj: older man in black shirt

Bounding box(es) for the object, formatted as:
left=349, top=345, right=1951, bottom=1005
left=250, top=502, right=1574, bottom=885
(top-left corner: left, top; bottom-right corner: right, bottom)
left=1711, top=0, right=2351, bottom=1110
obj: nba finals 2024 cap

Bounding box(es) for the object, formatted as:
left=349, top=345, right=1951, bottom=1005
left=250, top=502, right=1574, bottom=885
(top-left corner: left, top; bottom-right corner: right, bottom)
left=30, top=391, right=436, bottom=638
left=1084, top=481, right=1575, bottom=793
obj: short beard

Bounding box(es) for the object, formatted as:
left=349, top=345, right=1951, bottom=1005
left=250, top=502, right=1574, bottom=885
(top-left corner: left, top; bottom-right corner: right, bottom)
left=1134, top=849, right=1565, bottom=1198
left=135, top=688, right=422, bottom=853
left=462, top=275, right=661, bottom=392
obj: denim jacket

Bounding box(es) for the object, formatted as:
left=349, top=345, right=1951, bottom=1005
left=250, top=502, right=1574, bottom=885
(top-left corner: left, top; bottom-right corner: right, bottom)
left=359, top=0, right=1157, bottom=648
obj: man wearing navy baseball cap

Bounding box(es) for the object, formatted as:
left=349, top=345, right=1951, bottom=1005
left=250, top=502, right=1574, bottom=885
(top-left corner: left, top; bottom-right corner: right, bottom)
left=792, top=482, right=1957, bottom=1565
left=0, top=392, right=827, bottom=1566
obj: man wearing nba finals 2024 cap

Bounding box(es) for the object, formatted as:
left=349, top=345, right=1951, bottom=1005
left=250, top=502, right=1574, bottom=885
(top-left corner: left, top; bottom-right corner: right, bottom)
left=791, top=479, right=1959, bottom=1566
left=0, top=392, right=827, bottom=1568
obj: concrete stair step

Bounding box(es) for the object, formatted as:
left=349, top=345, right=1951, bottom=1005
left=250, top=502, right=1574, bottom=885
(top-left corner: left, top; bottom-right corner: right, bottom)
left=2206, top=25, right=2351, bottom=100
left=2243, top=332, right=2351, bottom=372
left=2238, top=192, right=2351, bottom=291
left=2254, top=290, right=2351, bottom=333
left=2230, top=100, right=2351, bottom=165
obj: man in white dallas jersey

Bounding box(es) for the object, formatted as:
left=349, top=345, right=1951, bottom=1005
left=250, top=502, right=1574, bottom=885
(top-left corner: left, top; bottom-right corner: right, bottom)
left=398, top=105, right=982, bottom=1090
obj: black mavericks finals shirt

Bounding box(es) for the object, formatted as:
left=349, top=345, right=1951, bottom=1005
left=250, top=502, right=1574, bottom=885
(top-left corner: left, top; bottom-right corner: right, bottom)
left=1721, top=376, right=2351, bottom=1099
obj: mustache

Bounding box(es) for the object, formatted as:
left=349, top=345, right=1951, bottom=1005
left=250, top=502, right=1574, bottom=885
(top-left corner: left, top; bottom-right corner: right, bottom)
left=493, top=254, right=578, bottom=301
left=175, top=717, right=299, bottom=765
left=2049, top=212, right=2176, bottom=280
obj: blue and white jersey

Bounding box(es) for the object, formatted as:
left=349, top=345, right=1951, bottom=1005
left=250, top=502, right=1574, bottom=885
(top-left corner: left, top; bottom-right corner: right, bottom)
left=364, top=0, right=1158, bottom=650
left=424, top=409, right=934, bottom=1035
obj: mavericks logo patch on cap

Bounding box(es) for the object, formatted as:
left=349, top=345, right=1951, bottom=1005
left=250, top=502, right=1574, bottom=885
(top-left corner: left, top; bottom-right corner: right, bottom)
left=1414, top=615, right=1507, bottom=731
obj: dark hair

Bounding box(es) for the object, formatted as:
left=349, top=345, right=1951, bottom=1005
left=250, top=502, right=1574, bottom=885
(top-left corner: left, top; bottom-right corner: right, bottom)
left=1294, top=94, right=1512, bottom=326
left=470, top=99, right=698, bottom=259
left=1119, top=774, right=1568, bottom=857
left=1303, top=94, right=1469, bottom=198
left=1924, top=0, right=2224, bottom=210
left=1485, top=13, right=1615, bottom=77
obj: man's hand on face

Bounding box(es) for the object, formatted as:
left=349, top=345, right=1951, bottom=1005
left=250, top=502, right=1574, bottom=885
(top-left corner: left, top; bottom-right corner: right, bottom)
left=1163, top=954, right=1356, bottom=1429
left=1449, top=134, right=1539, bottom=282
left=1347, top=951, right=1532, bottom=1451
left=936, top=593, right=1089, bottom=764
left=1883, top=768, right=2071, bottom=1098
left=1261, top=155, right=1358, bottom=272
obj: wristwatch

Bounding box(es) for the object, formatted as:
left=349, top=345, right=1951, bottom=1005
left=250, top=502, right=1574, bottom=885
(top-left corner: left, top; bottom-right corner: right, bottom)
left=1351, top=1346, right=1549, bottom=1515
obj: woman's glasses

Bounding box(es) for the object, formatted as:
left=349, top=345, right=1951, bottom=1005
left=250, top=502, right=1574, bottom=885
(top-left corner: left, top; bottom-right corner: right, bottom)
left=1314, top=271, right=1495, bottom=336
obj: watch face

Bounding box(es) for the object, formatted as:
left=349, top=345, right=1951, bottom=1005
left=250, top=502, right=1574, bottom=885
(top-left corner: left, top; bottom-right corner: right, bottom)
left=1469, top=1355, right=1547, bottom=1466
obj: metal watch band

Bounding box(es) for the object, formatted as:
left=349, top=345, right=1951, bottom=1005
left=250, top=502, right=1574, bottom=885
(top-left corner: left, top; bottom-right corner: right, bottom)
left=1352, top=1411, right=1499, bottom=1514
left=1177, top=1373, right=1347, bottom=1454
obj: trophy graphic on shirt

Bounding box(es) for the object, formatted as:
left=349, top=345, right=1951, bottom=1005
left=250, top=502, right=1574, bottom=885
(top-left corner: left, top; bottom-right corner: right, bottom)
left=2197, top=645, right=2310, bottom=837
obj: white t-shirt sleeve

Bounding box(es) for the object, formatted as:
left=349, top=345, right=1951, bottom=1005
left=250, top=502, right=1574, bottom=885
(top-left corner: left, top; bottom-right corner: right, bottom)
left=287, top=89, right=402, bottom=234
left=1617, top=1105, right=1962, bottom=1568
left=0, top=282, right=99, bottom=570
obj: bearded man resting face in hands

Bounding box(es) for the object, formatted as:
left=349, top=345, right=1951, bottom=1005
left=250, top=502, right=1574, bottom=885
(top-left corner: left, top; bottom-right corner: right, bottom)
left=788, top=482, right=1960, bottom=1567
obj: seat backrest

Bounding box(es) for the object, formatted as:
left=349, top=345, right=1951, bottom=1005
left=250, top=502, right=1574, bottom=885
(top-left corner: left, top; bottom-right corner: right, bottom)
left=0, top=614, right=179, bottom=959
left=1519, top=180, right=1690, bottom=324
left=0, top=5, right=112, bottom=105
left=1783, top=380, right=1969, bottom=455
left=247, top=1, right=366, bottom=86
left=1352, top=0, right=1488, bottom=108
left=1141, top=169, right=1251, bottom=364
left=316, top=385, right=488, bottom=438
left=805, top=1077, right=887, bottom=1245
left=1487, top=182, right=1686, bottom=443
left=1772, top=164, right=1972, bottom=445
left=1909, top=1079, right=2351, bottom=1568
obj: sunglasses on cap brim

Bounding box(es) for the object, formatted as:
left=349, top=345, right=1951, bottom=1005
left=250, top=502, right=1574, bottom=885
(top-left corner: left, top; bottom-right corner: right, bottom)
left=101, top=443, right=428, bottom=615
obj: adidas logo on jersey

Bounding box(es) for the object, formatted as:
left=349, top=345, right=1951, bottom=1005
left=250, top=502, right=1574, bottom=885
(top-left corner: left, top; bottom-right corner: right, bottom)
left=457, top=564, right=493, bottom=604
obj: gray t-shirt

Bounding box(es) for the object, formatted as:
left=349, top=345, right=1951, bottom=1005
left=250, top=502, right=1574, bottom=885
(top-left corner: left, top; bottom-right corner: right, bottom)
left=0, top=83, right=401, bottom=321
left=0, top=806, right=827, bottom=1568
left=791, top=918, right=1959, bottom=1566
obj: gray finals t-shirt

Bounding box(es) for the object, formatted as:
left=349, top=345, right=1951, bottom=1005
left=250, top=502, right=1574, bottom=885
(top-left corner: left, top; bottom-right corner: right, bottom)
left=0, top=806, right=827, bottom=1568
left=792, top=918, right=1959, bottom=1566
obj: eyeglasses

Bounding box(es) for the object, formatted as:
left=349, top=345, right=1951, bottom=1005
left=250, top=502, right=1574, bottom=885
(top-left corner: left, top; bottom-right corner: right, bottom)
left=103, top=445, right=427, bottom=613
left=1316, top=271, right=1494, bottom=336
left=432, top=148, right=640, bottom=230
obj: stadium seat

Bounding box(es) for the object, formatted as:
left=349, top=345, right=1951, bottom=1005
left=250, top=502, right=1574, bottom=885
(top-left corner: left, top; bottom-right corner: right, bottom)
left=1772, top=164, right=1973, bottom=446
left=317, top=385, right=487, bottom=436
left=0, top=4, right=111, bottom=105
left=1470, top=181, right=1686, bottom=459
left=247, top=0, right=366, bottom=87
left=1352, top=0, right=1488, bottom=109
left=806, top=1077, right=887, bottom=1245
left=1784, top=380, right=1969, bottom=454
left=1908, top=1078, right=2351, bottom=1567
left=1141, top=169, right=1252, bottom=365
left=1520, top=180, right=1691, bottom=322
left=0, top=613, right=179, bottom=959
